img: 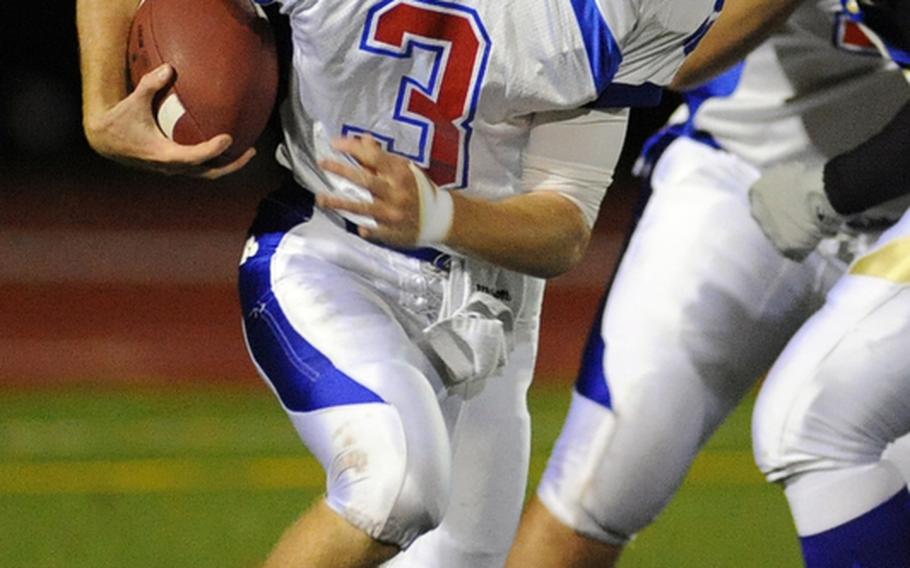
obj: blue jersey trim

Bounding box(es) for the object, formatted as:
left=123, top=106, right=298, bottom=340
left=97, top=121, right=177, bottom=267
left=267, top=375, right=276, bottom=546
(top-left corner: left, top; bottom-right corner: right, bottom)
left=239, top=185, right=385, bottom=413
left=682, top=61, right=744, bottom=122
left=574, top=296, right=612, bottom=409
left=683, top=0, right=725, bottom=55
left=570, top=0, right=623, bottom=94
left=634, top=62, right=743, bottom=179
left=588, top=82, right=663, bottom=108
left=886, top=44, right=910, bottom=68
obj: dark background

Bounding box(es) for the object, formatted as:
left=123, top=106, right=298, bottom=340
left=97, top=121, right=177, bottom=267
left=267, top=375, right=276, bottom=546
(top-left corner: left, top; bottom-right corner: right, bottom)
left=1, top=5, right=680, bottom=386
left=3, top=6, right=89, bottom=167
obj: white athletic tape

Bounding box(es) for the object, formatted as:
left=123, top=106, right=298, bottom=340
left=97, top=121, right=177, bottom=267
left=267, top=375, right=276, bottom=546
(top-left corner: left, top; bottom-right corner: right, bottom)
left=252, top=1, right=267, bottom=19
left=157, top=93, right=186, bottom=141
left=410, top=162, right=454, bottom=246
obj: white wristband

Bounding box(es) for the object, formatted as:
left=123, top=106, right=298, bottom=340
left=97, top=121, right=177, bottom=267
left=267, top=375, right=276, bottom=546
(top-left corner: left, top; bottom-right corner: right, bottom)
left=410, top=162, right=454, bottom=246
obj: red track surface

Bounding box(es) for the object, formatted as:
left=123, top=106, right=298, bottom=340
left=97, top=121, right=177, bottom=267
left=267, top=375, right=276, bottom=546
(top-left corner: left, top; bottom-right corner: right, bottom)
left=1, top=164, right=635, bottom=386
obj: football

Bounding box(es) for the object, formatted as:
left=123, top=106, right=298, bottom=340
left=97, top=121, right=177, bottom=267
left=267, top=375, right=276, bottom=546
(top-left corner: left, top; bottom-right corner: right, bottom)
left=127, top=0, right=279, bottom=164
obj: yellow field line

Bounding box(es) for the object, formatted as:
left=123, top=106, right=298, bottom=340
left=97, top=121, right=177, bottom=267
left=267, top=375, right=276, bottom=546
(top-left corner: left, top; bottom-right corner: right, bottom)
left=0, top=450, right=763, bottom=496
left=687, top=450, right=765, bottom=486
left=0, top=457, right=324, bottom=495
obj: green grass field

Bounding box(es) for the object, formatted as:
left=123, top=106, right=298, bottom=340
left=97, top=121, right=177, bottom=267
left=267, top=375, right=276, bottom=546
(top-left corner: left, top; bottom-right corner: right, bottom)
left=0, top=384, right=802, bottom=567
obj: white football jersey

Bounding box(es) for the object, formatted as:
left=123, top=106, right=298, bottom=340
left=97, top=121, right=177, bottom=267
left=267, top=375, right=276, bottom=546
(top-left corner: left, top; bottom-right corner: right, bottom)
left=257, top=0, right=719, bottom=204
left=668, top=0, right=909, bottom=169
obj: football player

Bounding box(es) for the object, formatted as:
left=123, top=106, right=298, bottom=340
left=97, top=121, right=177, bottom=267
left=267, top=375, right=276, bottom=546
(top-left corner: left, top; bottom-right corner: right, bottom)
left=75, top=0, right=721, bottom=567
left=750, top=1, right=910, bottom=564
left=508, top=0, right=910, bottom=566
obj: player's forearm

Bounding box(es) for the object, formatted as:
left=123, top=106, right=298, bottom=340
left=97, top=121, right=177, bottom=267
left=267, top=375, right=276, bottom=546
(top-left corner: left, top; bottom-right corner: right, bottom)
left=446, top=192, right=591, bottom=279
left=670, top=0, right=800, bottom=91
left=77, top=0, right=139, bottom=133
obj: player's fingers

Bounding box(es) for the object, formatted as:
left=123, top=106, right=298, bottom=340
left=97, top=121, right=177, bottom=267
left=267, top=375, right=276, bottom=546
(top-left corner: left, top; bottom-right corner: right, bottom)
left=160, top=134, right=233, bottom=166
left=198, top=147, right=257, bottom=179
left=316, top=194, right=376, bottom=217
left=317, top=195, right=400, bottom=226
left=357, top=225, right=384, bottom=242
left=331, top=135, right=386, bottom=171
left=319, top=159, right=367, bottom=185
left=319, top=159, right=390, bottom=198
left=358, top=225, right=409, bottom=247
left=135, top=64, right=174, bottom=102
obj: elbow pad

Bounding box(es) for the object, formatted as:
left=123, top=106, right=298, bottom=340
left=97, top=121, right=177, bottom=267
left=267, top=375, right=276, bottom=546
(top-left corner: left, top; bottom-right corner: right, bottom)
left=522, top=155, right=615, bottom=228
left=522, top=108, right=629, bottom=228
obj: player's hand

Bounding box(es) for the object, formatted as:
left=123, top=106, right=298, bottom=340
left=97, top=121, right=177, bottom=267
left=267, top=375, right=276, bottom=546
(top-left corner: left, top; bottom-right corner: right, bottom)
left=317, top=135, right=454, bottom=247
left=83, top=64, right=255, bottom=179
left=748, top=162, right=843, bottom=261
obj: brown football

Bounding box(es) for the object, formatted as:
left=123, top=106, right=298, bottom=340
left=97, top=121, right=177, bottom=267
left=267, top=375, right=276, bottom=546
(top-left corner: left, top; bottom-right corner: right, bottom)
left=127, top=0, right=279, bottom=164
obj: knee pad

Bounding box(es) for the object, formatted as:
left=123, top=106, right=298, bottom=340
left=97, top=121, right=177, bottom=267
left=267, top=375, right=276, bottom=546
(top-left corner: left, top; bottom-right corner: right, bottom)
left=753, top=365, right=894, bottom=485
left=290, top=403, right=449, bottom=549
left=754, top=283, right=910, bottom=484
left=541, top=375, right=733, bottom=547
left=537, top=393, right=631, bottom=546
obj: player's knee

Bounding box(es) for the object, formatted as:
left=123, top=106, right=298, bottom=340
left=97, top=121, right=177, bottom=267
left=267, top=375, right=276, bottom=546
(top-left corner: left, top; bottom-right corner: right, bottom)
left=311, top=403, right=448, bottom=549
left=753, top=373, right=890, bottom=484
left=382, top=460, right=449, bottom=547
left=752, top=407, right=794, bottom=483
left=536, top=395, right=633, bottom=546
left=331, top=451, right=447, bottom=549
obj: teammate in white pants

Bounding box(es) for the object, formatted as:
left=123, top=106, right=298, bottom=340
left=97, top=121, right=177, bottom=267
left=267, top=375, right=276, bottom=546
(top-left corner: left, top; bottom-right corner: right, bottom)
left=75, top=0, right=722, bottom=566
left=509, top=0, right=910, bottom=566
left=749, top=1, right=910, bottom=563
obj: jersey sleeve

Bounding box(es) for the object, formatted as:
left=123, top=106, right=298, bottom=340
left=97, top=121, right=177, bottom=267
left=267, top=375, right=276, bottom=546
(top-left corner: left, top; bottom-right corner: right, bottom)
left=567, top=0, right=625, bottom=98
left=522, top=108, right=629, bottom=228
left=588, top=0, right=724, bottom=108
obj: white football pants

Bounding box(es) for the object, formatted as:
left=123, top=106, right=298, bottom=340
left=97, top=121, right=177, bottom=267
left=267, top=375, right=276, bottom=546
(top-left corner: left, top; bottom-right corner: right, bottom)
left=240, top=187, right=543, bottom=566
left=536, top=137, right=857, bottom=544
left=753, top=208, right=910, bottom=536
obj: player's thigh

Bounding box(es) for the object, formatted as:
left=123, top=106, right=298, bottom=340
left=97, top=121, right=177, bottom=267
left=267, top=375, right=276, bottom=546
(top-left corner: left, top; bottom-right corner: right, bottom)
left=600, top=137, right=825, bottom=432
left=597, top=137, right=816, bottom=455
left=606, top=137, right=817, bottom=390
left=240, top=240, right=453, bottom=546
left=754, top=212, right=910, bottom=479
left=388, top=320, right=540, bottom=567
left=538, top=138, right=819, bottom=540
